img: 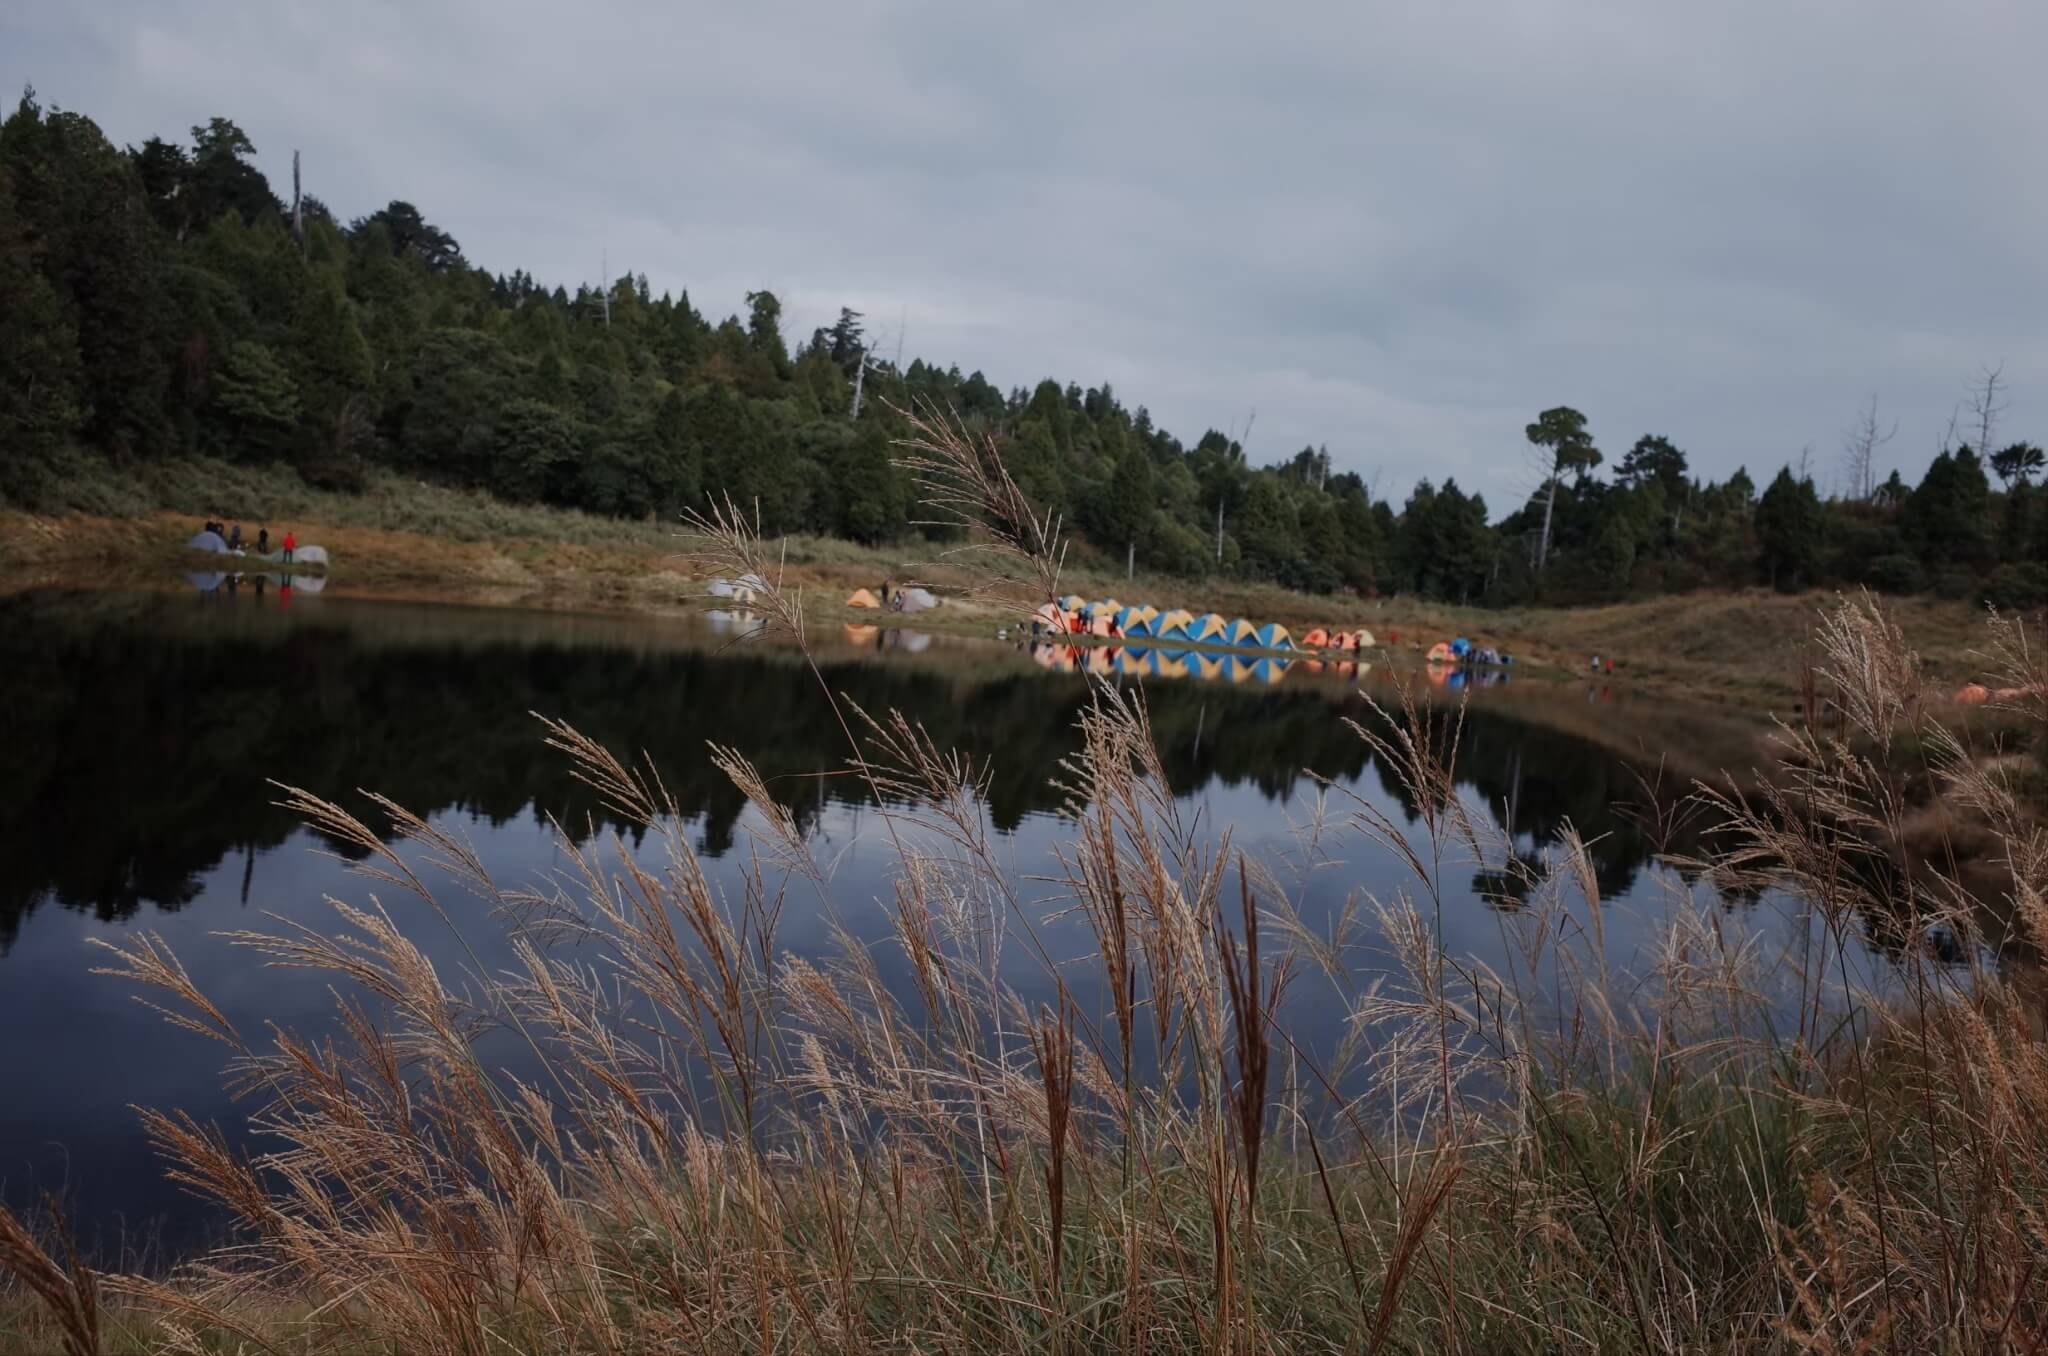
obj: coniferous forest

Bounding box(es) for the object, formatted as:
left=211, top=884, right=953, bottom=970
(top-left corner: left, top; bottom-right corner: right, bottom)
left=4, top=90, right=2046, bottom=609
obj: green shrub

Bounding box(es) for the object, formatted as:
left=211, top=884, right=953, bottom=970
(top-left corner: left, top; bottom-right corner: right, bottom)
left=1980, top=562, right=2048, bottom=610
left=1864, top=553, right=1927, bottom=595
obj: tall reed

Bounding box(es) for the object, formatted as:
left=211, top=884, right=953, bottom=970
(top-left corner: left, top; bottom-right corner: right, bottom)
left=3, top=410, right=2045, bottom=1352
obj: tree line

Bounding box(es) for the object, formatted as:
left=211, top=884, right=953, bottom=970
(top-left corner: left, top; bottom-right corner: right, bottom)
left=4, top=90, right=2044, bottom=607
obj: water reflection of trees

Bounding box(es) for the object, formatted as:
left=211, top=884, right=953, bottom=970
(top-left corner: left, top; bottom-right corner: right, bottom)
left=0, top=593, right=1687, bottom=950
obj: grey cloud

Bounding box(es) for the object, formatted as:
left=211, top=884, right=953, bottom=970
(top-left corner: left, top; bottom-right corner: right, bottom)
left=6, top=0, right=2047, bottom=507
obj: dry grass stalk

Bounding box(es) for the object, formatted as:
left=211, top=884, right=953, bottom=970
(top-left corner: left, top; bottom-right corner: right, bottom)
left=15, top=438, right=2048, bottom=1352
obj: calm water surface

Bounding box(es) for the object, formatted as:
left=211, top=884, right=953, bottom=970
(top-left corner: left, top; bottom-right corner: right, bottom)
left=0, top=586, right=1855, bottom=1252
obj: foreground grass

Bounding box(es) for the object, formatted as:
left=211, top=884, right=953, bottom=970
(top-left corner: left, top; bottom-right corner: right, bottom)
left=4, top=417, right=2046, bottom=1352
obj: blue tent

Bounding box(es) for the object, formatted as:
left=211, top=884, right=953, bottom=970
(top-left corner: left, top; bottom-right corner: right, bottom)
left=1253, top=623, right=1296, bottom=651
left=1451, top=636, right=1472, bottom=658
left=1124, top=615, right=1153, bottom=638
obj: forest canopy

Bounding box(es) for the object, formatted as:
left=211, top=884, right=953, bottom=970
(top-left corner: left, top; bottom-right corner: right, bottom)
left=3, top=91, right=2041, bottom=608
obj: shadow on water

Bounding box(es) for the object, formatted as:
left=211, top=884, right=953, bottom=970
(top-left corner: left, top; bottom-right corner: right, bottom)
left=0, top=589, right=1694, bottom=952
left=0, top=586, right=1790, bottom=1253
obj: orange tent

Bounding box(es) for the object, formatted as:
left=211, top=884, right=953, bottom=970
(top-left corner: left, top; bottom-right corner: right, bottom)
left=846, top=587, right=880, bottom=609
left=1303, top=627, right=1330, bottom=648
left=1426, top=641, right=1457, bottom=664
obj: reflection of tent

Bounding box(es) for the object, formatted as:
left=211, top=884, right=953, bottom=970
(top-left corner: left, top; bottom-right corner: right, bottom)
left=885, top=628, right=933, bottom=652
left=1426, top=642, right=1457, bottom=664
left=1254, top=623, right=1293, bottom=650
left=1116, top=647, right=1156, bottom=676
left=1191, top=653, right=1228, bottom=681
left=187, top=531, right=228, bottom=553
left=1032, top=643, right=1080, bottom=672
left=846, top=588, right=880, bottom=609
left=186, top=571, right=225, bottom=592
left=1153, top=650, right=1191, bottom=679
left=892, top=586, right=939, bottom=613
left=282, top=571, right=326, bottom=594
left=843, top=623, right=880, bottom=645
left=1085, top=645, right=1118, bottom=676
left=1153, top=608, right=1197, bottom=641
left=1236, top=656, right=1289, bottom=684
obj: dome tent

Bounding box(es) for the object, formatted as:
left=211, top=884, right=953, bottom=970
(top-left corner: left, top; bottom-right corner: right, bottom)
left=1254, top=623, right=1293, bottom=651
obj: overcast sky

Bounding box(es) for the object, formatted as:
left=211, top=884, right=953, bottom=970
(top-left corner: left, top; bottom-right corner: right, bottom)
left=8, top=0, right=2047, bottom=509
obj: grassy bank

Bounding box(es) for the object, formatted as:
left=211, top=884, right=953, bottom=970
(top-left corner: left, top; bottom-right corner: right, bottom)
left=4, top=422, right=2046, bottom=1353
left=0, top=454, right=2013, bottom=709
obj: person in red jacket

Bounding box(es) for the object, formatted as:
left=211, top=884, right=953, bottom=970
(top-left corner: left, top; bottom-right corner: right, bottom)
left=281, top=529, right=296, bottom=564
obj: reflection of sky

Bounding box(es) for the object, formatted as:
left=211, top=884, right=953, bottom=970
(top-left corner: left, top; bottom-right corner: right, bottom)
left=2, top=743, right=1890, bottom=1256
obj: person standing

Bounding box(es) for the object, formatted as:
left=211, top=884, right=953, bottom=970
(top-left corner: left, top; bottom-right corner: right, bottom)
left=282, top=529, right=296, bottom=564
left=228, top=523, right=243, bottom=552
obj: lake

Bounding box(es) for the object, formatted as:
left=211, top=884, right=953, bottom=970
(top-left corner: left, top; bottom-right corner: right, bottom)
left=0, top=584, right=1867, bottom=1255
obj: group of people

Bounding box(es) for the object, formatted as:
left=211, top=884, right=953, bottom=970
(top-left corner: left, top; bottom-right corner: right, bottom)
left=200, top=518, right=294, bottom=562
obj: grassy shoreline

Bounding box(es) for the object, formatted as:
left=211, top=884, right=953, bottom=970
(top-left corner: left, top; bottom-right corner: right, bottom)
left=0, top=459, right=2013, bottom=710
left=5, top=429, right=2047, bottom=1351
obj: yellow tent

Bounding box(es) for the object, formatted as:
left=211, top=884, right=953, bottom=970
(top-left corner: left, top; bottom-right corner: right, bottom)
left=1189, top=613, right=1229, bottom=643
left=1349, top=628, right=1375, bottom=649
left=1155, top=608, right=1196, bottom=638
left=1060, top=594, right=1088, bottom=612
left=846, top=587, right=880, bottom=609
left=1228, top=618, right=1260, bottom=646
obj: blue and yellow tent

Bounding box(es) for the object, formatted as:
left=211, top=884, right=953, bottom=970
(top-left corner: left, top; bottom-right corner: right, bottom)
left=1154, top=608, right=1197, bottom=641
left=1117, top=603, right=1159, bottom=636
left=1186, top=613, right=1230, bottom=644
left=1254, top=623, right=1294, bottom=651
